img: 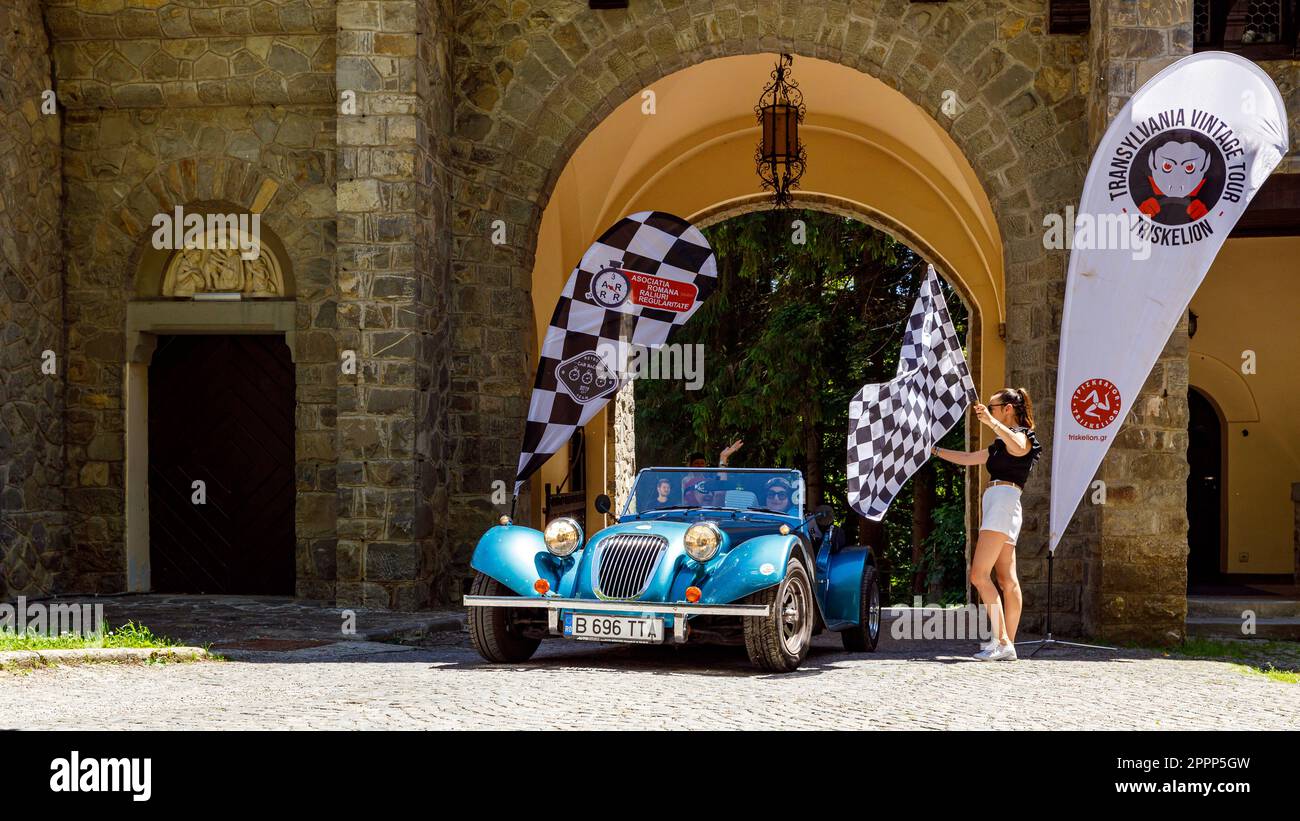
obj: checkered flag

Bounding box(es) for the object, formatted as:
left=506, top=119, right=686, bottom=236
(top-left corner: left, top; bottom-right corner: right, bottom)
left=847, top=265, right=977, bottom=520
left=515, top=211, right=717, bottom=494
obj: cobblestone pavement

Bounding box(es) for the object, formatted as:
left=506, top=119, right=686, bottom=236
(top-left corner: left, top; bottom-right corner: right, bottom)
left=1, top=630, right=1296, bottom=730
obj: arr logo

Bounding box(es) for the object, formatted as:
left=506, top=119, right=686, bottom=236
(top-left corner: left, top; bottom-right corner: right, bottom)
left=50, top=751, right=151, bottom=802
left=1071, top=378, right=1122, bottom=429
left=583, top=260, right=699, bottom=313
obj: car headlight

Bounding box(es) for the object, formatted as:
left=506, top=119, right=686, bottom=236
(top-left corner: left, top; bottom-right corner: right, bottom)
left=684, top=522, right=722, bottom=562
left=543, top=517, right=583, bottom=557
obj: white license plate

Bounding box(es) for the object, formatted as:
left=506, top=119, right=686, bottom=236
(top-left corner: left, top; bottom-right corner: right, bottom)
left=563, top=613, right=664, bottom=643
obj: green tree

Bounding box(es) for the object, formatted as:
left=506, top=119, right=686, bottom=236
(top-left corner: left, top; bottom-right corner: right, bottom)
left=635, top=210, right=972, bottom=603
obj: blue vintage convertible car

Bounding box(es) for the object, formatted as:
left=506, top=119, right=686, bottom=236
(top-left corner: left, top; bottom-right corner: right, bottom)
left=464, top=467, right=881, bottom=672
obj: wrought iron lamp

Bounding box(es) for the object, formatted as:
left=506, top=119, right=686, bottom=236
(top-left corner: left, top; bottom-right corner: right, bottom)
left=754, top=53, right=806, bottom=209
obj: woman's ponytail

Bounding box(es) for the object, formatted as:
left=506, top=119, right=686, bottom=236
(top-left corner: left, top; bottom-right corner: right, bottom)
left=1014, top=387, right=1035, bottom=429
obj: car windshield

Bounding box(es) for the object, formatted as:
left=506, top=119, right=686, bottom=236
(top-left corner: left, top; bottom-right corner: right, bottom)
left=624, top=468, right=804, bottom=518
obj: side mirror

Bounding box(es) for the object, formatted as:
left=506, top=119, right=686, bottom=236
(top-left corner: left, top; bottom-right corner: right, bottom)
left=594, top=494, right=613, bottom=515
left=814, top=504, right=835, bottom=530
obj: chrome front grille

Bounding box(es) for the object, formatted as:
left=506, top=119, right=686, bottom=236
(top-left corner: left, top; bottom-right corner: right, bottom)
left=594, top=534, right=668, bottom=600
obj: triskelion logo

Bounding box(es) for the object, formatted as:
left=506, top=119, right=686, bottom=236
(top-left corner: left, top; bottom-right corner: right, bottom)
left=1107, top=110, right=1249, bottom=246
left=1071, top=378, right=1122, bottom=430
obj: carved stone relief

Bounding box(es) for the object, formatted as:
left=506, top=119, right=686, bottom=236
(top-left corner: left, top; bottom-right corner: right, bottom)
left=160, top=229, right=285, bottom=297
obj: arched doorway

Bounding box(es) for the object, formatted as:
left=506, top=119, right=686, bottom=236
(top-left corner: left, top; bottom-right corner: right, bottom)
left=1187, top=387, right=1226, bottom=589
left=1187, top=234, right=1300, bottom=591
left=125, top=202, right=299, bottom=594
left=523, top=54, right=1004, bottom=534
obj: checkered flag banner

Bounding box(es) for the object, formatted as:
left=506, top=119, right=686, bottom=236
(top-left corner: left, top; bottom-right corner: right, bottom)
left=847, top=265, right=978, bottom=520
left=515, top=211, right=717, bottom=494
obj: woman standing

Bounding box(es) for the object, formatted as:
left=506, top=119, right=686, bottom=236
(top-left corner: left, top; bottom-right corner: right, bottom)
left=932, top=388, right=1042, bottom=661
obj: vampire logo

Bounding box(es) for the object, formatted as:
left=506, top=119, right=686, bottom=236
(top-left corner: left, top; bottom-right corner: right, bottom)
left=1127, top=128, right=1226, bottom=227
left=586, top=262, right=631, bottom=308
left=1070, top=378, right=1122, bottom=430
left=555, top=351, right=618, bottom=405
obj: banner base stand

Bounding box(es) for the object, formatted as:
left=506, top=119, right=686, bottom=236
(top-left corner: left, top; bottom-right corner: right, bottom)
left=1014, top=550, right=1117, bottom=658
left=1015, top=633, right=1117, bottom=658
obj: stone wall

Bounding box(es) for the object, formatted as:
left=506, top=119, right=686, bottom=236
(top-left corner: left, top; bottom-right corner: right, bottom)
left=46, top=0, right=339, bottom=594
left=334, top=0, right=454, bottom=608
left=1077, top=0, right=1192, bottom=644
left=1259, top=60, right=1299, bottom=171
left=0, top=0, right=67, bottom=598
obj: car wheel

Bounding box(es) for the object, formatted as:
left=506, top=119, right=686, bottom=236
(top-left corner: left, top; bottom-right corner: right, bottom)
left=468, top=571, right=541, bottom=663
left=743, top=556, right=813, bottom=673
left=840, top=564, right=881, bottom=652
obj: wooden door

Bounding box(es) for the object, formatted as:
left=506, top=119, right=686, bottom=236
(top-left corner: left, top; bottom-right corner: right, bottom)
left=148, top=335, right=295, bottom=594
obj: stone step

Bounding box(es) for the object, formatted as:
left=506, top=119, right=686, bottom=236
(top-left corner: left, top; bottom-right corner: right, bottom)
left=1186, top=596, right=1300, bottom=620
left=1185, top=616, right=1300, bottom=641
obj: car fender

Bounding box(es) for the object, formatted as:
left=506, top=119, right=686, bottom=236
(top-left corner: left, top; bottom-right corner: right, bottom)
left=819, top=545, right=873, bottom=631
left=698, top=533, right=804, bottom=605
left=469, top=525, right=582, bottom=598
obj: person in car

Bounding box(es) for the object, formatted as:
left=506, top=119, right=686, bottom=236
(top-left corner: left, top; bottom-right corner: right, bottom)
left=682, top=439, right=744, bottom=506
left=764, top=477, right=793, bottom=514
left=654, top=478, right=674, bottom=506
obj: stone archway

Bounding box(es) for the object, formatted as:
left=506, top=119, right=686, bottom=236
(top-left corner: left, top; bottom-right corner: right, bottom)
left=446, top=3, right=1085, bottom=582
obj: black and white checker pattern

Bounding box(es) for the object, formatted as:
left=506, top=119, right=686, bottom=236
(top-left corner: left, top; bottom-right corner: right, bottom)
left=515, top=211, right=717, bottom=494
left=847, top=265, right=978, bottom=520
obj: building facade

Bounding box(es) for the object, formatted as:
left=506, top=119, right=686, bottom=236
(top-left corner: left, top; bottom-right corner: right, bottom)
left=1, top=0, right=1297, bottom=642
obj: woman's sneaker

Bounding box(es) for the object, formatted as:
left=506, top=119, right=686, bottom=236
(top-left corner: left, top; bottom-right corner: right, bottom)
left=974, top=641, right=1017, bottom=661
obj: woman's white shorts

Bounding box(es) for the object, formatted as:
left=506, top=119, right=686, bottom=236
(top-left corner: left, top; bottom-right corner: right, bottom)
left=980, top=484, right=1023, bottom=543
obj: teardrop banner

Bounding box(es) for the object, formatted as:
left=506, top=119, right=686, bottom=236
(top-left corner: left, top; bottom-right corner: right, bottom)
left=1049, top=52, right=1288, bottom=551
left=514, top=211, right=718, bottom=495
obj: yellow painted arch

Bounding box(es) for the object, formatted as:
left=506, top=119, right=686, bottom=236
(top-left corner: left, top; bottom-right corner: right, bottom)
left=527, top=54, right=1006, bottom=524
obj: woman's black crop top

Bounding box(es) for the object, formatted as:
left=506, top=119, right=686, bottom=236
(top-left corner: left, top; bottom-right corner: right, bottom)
left=986, top=426, right=1042, bottom=486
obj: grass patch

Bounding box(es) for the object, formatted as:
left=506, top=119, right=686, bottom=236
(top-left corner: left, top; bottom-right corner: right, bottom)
left=1148, top=637, right=1300, bottom=682
left=1244, top=664, right=1300, bottom=684
left=0, top=620, right=178, bottom=652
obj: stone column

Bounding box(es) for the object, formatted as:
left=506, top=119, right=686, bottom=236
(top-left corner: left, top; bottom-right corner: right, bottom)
left=0, top=0, right=67, bottom=598
left=335, top=0, right=453, bottom=609
left=1081, top=0, right=1193, bottom=644
left=612, top=382, right=636, bottom=511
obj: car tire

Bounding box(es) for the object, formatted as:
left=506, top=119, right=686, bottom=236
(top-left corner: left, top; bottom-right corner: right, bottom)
left=742, top=556, right=813, bottom=673
left=840, top=564, right=881, bottom=652
left=468, top=571, right=541, bottom=663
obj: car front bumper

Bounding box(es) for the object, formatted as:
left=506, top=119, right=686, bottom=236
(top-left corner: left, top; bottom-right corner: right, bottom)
left=462, top=595, right=770, bottom=644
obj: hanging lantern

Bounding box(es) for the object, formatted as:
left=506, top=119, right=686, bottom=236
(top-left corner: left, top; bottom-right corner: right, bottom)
left=754, top=53, right=806, bottom=209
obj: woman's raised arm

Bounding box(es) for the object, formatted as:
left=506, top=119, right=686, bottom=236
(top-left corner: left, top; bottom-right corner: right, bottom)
left=932, top=446, right=988, bottom=466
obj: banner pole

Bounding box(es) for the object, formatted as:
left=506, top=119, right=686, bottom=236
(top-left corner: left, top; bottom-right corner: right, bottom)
left=1016, top=548, right=1117, bottom=657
